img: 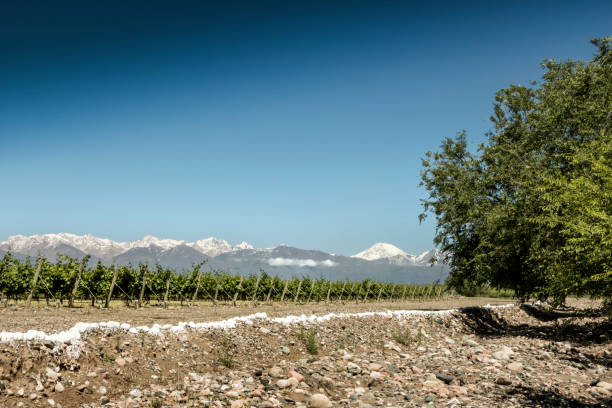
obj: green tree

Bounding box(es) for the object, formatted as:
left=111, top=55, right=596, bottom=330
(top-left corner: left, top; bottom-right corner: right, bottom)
left=420, top=38, right=612, bottom=303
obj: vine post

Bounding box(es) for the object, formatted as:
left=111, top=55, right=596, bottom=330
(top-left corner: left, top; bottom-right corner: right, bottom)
left=105, top=265, right=119, bottom=308
left=252, top=274, right=261, bottom=307
left=138, top=265, right=148, bottom=308
left=26, top=258, right=44, bottom=308
left=69, top=256, right=89, bottom=308
left=362, top=281, right=372, bottom=303
left=338, top=281, right=347, bottom=303
left=280, top=280, right=289, bottom=303
left=306, top=280, right=315, bottom=303
left=213, top=275, right=220, bottom=306
left=293, top=278, right=303, bottom=303
left=164, top=278, right=170, bottom=308
left=232, top=276, right=244, bottom=307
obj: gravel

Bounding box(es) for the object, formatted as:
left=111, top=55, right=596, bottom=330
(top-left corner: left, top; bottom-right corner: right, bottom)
left=0, top=300, right=610, bottom=407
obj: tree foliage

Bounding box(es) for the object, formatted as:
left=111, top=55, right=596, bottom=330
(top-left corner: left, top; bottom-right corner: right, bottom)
left=420, top=38, right=612, bottom=303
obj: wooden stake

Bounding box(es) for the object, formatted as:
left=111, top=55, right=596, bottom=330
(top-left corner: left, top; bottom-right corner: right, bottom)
left=362, top=281, right=372, bottom=303
left=213, top=276, right=220, bottom=306
left=326, top=282, right=332, bottom=304
left=191, top=269, right=204, bottom=303
left=104, top=265, right=119, bottom=308
left=376, top=284, right=383, bottom=302
left=389, top=284, right=396, bottom=302
left=252, top=275, right=261, bottom=306
left=401, top=285, right=408, bottom=301
left=232, top=276, right=244, bottom=307
left=138, top=265, right=148, bottom=308
left=69, top=257, right=87, bottom=308
left=26, top=259, right=44, bottom=308
left=280, top=280, right=289, bottom=303
left=293, top=279, right=303, bottom=303
left=164, top=278, right=170, bottom=308
left=338, top=281, right=347, bottom=303
left=265, top=283, right=274, bottom=304
left=306, top=280, right=315, bottom=303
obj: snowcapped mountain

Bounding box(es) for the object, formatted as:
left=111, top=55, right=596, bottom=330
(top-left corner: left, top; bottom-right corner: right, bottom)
left=0, top=233, right=130, bottom=260
left=0, top=233, right=255, bottom=261
left=188, top=237, right=233, bottom=257
left=352, top=243, right=409, bottom=262
left=234, top=241, right=255, bottom=251
left=0, top=234, right=447, bottom=283
left=413, top=248, right=442, bottom=265
left=352, top=243, right=442, bottom=266
left=131, top=235, right=187, bottom=250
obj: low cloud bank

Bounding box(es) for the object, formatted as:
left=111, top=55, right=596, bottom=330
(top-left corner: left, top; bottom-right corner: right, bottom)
left=267, top=257, right=338, bottom=267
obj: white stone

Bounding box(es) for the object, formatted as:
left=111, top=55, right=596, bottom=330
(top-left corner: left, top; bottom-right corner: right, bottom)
left=310, top=393, right=332, bottom=408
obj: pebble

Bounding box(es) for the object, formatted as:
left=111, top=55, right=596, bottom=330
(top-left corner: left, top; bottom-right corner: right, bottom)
left=596, top=381, right=612, bottom=391
left=436, top=373, right=454, bottom=384
left=310, top=393, right=332, bottom=408
left=0, top=301, right=609, bottom=408
left=46, top=367, right=60, bottom=381
left=230, top=399, right=245, bottom=408
left=495, top=376, right=513, bottom=385
left=129, top=388, right=142, bottom=398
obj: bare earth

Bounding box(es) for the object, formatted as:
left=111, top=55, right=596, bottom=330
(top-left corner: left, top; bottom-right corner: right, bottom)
left=0, top=297, right=514, bottom=333
left=0, top=297, right=610, bottom=408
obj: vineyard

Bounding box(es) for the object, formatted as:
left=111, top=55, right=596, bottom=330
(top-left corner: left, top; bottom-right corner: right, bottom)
left=0, top=252, right=446, bottom=308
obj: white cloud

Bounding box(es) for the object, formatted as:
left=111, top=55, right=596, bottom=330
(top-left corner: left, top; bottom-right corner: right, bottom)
left=267, top=258, right=337, bottom=267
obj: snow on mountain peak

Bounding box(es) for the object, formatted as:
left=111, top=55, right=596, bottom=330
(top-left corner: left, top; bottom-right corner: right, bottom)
left=352, top=243, right=442, bottom=266
left=1, top=234, right=441, bottom=266
left=0, top=234, right=257, bottom=259
left=414, top=249, right=441, bottom=265
left=189, top=237, right=233, bottom=257
left=234, top=241, right=255, bottom=250
left=352, top=243, right=409, bottom=261
left=0, top=233, right=132, bottom=259
left=132, top=236, right=187, bottom=250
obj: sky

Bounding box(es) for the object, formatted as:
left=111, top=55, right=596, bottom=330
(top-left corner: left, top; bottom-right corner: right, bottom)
left=1, top=1, right=610, bottom=255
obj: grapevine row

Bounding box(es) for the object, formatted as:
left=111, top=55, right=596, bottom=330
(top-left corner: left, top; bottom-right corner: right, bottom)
left=0, top=252, right=446, bottom=307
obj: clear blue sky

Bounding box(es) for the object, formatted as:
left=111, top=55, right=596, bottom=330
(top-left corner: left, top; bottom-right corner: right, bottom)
left=1, top=1, right=610, bottom=255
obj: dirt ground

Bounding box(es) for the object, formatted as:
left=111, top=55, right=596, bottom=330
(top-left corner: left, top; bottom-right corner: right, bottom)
left=0, top=297, right=518, bottom=333
left=0, top=297, right=609, bottom=408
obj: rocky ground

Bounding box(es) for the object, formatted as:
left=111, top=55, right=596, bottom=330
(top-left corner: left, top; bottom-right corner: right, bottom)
left=0, top=300, right=610, bottom=408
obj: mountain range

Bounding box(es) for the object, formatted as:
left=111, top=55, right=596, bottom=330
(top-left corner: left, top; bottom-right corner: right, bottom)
left=0, top=234, right=448, bottom=283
